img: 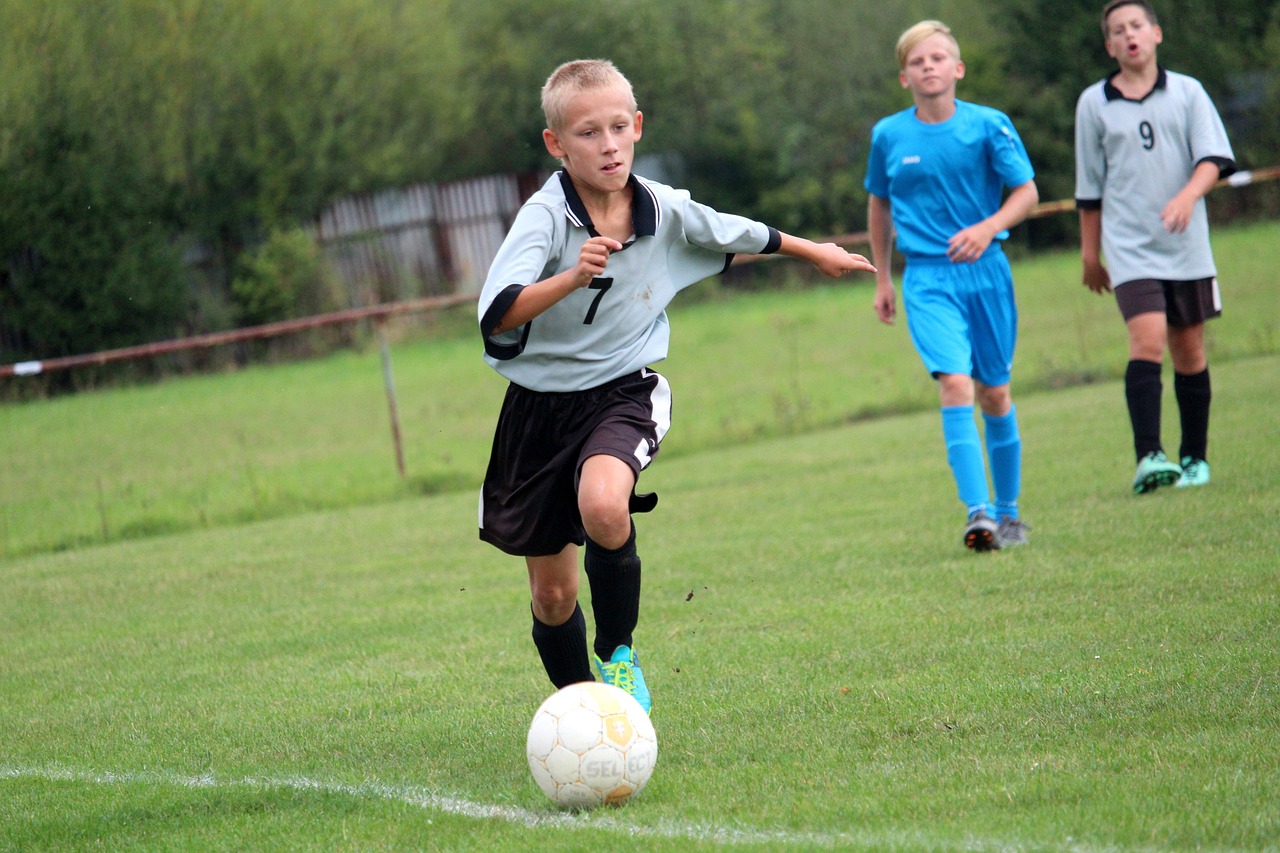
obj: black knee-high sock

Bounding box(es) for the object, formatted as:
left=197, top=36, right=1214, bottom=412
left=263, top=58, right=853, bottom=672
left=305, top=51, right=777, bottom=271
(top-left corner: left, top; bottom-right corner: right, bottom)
left=1175, top=367, right=1211, bottom=462
left=1125, top=359, right=1164, bottom=460
left=584, top=522, right=641, bottom=661
left=531, top=602, right=592, bottom=688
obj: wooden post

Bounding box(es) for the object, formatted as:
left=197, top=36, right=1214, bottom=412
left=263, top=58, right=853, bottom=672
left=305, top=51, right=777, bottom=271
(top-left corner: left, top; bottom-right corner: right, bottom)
left=376, top=317, right=406, bottom=478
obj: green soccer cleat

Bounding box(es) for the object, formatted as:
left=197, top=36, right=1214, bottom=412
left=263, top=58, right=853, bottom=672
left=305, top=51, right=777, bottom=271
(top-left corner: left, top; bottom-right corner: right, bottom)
left=1176, top=457, right=1211, bottom=488
left=1132, top=451, right=1182, bottom=495
left=594, top=645, right=651, bottom=714
left=963, top=511, right=1001, bottom=552
left=997, top=517, right=1031, bottom=548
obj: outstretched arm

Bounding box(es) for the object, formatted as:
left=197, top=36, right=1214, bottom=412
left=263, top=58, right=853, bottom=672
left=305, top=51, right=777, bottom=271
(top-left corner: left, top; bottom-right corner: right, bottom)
left=775, top=232, right=876, bottom=278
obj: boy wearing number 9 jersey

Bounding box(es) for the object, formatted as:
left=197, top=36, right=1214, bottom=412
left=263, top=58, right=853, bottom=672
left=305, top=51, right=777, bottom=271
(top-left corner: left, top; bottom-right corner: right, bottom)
left=1074, top=1, right=1235, bottom=494
left=476, top=59, right=875, bottom=712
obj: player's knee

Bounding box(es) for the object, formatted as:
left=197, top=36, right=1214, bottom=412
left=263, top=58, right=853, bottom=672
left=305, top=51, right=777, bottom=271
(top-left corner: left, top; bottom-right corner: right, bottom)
left=1129, top=343, right=1165, bottom=363
left=937, top=373, right=975, bottom=407
left=580, top=503, right=631, bottom=550
left=977, top=384, right=1012, bottom=415
left=1127, top=326, right=1167, bottom=362
left=531, top=583, right=578, bottom=625
left=1168, top=331, right=1206, bottom=373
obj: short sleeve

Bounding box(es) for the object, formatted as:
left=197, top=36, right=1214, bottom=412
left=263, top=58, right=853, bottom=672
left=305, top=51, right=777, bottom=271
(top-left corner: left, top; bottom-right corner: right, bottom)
left=864, top=122, right=890, bottom=198
left=477, top=203, right=559, bottom=322
left=987, top=112, right=1035, bottom=188
left=1186, top=80, right=1236, bottom=177
left=1074, top=87, right=1106, bottom=204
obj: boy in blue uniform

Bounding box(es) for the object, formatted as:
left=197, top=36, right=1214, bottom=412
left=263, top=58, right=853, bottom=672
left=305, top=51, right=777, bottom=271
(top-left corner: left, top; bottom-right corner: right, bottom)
left=1074, top=1, right=1235, bottom=494
left=864, top=21, right=1039, bottom=551
left=479, top=59, right=875, bottom=711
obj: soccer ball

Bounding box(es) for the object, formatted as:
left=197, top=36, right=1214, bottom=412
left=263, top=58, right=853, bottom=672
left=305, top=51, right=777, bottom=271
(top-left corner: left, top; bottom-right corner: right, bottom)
left=526, top=681, right=658, bottom=809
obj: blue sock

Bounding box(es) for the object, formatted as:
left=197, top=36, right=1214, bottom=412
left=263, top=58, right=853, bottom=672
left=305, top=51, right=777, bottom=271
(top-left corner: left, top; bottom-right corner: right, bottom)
left=941, top=405, right=991, bottom=517
left=983, top=406, right=1021, bottom=521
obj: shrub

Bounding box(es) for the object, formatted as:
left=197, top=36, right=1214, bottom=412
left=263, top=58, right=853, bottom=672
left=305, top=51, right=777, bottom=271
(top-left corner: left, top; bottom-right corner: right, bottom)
left=230, top=227, right=341, bottom=326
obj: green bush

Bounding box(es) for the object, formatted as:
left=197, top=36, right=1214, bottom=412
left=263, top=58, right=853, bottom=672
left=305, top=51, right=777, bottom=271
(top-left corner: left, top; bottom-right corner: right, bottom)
left=0, top=113, right=185, bottom=363
left=230, top=228, right=341, bottom=326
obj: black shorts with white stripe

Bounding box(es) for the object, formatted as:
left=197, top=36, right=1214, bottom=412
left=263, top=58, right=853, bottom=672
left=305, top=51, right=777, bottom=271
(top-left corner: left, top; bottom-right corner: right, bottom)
left=479, top=369, right=669, bottom=557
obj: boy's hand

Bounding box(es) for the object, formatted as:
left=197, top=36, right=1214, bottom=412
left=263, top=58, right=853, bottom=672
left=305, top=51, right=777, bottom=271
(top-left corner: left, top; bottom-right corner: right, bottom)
left=573, top=237, right=624, bottom=286
left=1160, top=192, right=1196, bottom=234
left=1162, top=161, right=1220, bottom=233
left=1081, top=259, right=1112, bottom=294
left=810, top=242, right=877, bottom=278
left=947, top=222, right=996, bottom=263
left=873, top=278, right=897, bottom=325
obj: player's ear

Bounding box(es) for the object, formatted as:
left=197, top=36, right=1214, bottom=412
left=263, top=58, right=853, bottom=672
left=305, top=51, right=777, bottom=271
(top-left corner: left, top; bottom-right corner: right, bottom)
left=543, top=128, right=565, bottom=159
left=633, top=111, right=643, bottom=141
left=955, top=59, right=966, bottom=80
left=898, top=70, right=909, bottom=89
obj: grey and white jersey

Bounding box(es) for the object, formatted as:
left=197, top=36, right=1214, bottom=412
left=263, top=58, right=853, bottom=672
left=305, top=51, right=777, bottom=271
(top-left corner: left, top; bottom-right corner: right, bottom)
left=478, top=171, right=779, bottom=392
left=1075, top=68, right=1235, bottom=286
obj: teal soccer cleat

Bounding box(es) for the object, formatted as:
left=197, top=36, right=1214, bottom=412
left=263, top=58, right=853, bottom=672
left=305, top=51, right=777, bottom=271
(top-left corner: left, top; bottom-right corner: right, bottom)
left=594, top=645, right=651, bottom=714
left=1176, top=456, right=1211, bottom=488
left=1133, top=451, right=1182, bottom=495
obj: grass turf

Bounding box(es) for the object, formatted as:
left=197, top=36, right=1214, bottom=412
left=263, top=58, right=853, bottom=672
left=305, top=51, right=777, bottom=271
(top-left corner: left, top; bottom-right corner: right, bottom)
left=2, top=352, right=1277, bottom=850
left=2, top=220, right=1278, bottom=559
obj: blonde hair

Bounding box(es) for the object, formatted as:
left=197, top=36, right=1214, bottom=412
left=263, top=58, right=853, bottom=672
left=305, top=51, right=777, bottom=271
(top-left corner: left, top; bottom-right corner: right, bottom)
left=895, top=20, right=960, bottom=70
left=540, top=59, right=637, bottom=131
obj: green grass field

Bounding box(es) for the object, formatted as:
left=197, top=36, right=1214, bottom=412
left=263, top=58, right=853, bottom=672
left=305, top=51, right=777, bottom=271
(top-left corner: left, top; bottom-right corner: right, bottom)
left=2, top=222, right=1278, bottom=560
left=2, top=224, right=1278, bottom=850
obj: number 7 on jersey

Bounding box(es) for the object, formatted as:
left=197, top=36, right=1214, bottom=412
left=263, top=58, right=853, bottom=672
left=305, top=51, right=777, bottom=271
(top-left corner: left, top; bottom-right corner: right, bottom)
left=583, top=278, right=612, bottom=324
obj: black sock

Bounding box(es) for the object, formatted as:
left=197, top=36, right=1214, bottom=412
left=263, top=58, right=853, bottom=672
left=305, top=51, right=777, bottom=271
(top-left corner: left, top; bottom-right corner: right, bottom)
left=1125, top=359, right=1164, bottom=460
left=531, top=602, right=592, bottom=688
left=1174, top=367, right=1211, bottom=462
left=584, top=522, right=641, bottom=661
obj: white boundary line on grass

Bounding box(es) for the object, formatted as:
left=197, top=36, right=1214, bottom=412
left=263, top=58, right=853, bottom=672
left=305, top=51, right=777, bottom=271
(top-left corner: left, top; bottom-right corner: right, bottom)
left=3, top=763, right=1029, bottom=850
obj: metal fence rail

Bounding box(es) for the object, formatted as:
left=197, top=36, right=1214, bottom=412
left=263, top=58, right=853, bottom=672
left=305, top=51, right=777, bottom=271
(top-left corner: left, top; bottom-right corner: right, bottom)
left=1, top=294, right=474, bottom=379
left=734, top=165, right=1280, bottom=265
left=3, top=166, right=1277, bottom=380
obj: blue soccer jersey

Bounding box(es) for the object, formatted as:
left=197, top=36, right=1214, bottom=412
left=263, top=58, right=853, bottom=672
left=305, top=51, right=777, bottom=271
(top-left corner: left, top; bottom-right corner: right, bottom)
left=479, top=172, right=780, bottom=392
left=864, top=100, right=1035, bottom=259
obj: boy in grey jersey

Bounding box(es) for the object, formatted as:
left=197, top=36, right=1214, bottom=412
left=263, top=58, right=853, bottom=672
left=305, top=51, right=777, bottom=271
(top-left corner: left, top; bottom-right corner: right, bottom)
left=1074, top=0, right=1234, bottom=494
left=478, top=59, right=875, bottom=711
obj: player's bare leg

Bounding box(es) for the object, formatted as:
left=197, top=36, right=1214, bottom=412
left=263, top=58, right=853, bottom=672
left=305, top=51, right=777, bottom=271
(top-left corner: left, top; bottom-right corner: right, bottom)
left=528, top=546, right=580, bottom=627
left=527, top=546, right=592, bottom=687
left=578, top=455, right=634, bottom=549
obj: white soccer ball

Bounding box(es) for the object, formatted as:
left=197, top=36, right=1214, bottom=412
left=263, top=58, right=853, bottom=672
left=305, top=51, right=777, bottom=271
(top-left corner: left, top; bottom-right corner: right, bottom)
left=526, top=681, right=658, bottom=809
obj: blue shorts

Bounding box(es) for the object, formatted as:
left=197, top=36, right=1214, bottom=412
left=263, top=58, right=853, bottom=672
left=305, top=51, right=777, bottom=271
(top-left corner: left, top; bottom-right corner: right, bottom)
left=902, top=248, right=1018, bottom=387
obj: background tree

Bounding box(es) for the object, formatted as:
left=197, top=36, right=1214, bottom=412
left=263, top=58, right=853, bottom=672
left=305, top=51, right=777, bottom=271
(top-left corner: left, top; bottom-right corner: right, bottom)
left=997, top=0, right=1280, bottom=245
left=0, top=2, right=185, bottom=360
left=1, top=0, right=1275, bottom=371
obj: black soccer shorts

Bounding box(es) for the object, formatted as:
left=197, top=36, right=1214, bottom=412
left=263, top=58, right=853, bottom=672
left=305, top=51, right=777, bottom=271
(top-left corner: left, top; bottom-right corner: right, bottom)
left=1114, top=277, right=1222, bottom=326
left=478, top=369, right=670, bottom=557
